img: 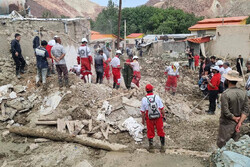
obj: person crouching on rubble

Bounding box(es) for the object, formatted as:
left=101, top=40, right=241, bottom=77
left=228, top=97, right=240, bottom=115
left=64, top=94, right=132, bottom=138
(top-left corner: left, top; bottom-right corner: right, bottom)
left=206, top=66, right=221, bottom=115
left=125, top=56, right=141, bottom=88
left=77, top=38, right=93, bottom=83
left=141, top=84, right=166, bottom=153
left=165, top=62, right=180, bottom=96
left=217, top=70, right=249, bottom=148
left=111, top=50, right=122, bottom=89
left=35, top=40, right=49, bottom=88
left=51, top=37, right=69, bottom=88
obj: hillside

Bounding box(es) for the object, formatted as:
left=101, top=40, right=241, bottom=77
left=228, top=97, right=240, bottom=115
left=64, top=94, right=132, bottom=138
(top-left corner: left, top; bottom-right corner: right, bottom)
left=26, top=0, right=104, bottom=19
left=146, top=0, right=250, bottom=18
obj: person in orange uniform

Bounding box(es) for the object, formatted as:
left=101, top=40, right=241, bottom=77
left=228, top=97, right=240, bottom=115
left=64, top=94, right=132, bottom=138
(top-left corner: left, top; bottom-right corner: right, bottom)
left=206, top=66, right=221, bottom=115
left=141, top=84, right=166, bottom=152
left=110, top=50, right=122, bottom=89
left=77, top=38, right=93, bottom=83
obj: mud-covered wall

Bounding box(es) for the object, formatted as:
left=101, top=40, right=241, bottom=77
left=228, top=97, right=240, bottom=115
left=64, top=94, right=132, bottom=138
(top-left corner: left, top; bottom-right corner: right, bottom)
left=208, top=25, right=250, bottom=59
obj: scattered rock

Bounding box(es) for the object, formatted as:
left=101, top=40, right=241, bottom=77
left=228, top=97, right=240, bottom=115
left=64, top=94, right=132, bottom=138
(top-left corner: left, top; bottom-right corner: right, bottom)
left=29, top=143, right=39, bottom=151
left=13, top=85, right=26, bottom=93
left=2, top=130, right=10, bottom=137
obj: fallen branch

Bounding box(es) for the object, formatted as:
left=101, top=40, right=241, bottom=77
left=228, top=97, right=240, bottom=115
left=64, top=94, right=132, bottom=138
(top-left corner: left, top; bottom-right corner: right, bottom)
left=9, top=126, right=128, bottom=151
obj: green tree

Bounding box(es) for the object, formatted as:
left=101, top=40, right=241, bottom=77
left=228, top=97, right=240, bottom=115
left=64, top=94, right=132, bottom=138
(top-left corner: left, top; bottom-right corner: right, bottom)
left=247, top=16, right=250, bottom=24
left=92, top=5, right=202, bottom=36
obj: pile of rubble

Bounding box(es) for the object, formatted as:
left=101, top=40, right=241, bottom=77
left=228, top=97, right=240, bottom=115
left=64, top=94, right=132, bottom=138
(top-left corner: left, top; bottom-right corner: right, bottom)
left=0, top=57, right=17, bottom=85
left=212, top=135, right=250, bottom=167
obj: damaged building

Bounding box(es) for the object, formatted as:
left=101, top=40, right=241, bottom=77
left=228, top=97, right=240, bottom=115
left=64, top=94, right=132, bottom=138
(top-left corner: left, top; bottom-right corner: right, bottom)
left=0, top=14, right=91, bottom=85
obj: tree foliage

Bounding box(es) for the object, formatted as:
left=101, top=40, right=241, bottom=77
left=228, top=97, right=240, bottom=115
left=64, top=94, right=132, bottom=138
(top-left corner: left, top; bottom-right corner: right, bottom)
left=92, top=2, right=203, bottom=36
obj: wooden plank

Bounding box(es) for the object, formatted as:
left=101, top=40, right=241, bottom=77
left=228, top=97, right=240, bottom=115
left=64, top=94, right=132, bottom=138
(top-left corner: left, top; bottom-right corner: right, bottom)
left=57, top=119, right=66, bottom=133
left=66, top=121, right=75, bottom=134
left=88, top=119, right=93, bottom=132
left=35, top=121, right=57, bottom=125
left=101, top=125, right=110, bottom=140
left=73, top=120, right=84, bottom=136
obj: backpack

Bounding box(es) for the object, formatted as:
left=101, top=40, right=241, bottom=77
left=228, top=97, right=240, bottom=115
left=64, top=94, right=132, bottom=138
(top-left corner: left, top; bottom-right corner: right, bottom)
left=146, top=95, right=161, bottom=119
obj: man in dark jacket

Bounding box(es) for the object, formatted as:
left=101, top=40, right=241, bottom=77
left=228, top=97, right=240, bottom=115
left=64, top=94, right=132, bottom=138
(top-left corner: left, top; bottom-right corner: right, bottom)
left=236, top=55, right=243, bottom=76
left=11, top=33, right=26, bottom=79
left=94, top=50, right=105, bottom=84
left=123, top=54, right=133, bottom=89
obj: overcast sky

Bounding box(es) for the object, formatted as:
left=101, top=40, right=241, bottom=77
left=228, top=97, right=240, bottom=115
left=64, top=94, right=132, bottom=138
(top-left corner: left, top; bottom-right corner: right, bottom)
left=91, top=0, right=148, bottom=7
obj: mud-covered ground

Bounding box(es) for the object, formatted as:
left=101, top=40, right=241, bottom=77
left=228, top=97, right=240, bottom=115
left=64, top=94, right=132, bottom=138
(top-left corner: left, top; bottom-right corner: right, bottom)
left=0, top=54, right=226, bottom=167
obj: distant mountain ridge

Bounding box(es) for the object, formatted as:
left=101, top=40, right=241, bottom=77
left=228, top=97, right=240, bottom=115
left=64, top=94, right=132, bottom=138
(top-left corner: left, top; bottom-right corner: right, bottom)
left=146, top=0, right=250, bottom=18
left=26, top=0, right=104, bottom=19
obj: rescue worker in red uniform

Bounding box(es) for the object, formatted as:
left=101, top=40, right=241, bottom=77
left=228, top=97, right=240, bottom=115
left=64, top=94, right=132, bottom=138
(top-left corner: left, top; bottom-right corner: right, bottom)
left=110, top=50, right=122, bottom=89
left=165, top=62, right=180, bottom=95
left=206, top=66, right=221, bottom=115
left=77, top=38, right=93, bottom=83
left=125, top=56, right=141, bottom=88
left=103, top=53, right=111, bottom=83
left=141, top=84, right=166, bottom=152
left=46, top=39, right=56, bottom=76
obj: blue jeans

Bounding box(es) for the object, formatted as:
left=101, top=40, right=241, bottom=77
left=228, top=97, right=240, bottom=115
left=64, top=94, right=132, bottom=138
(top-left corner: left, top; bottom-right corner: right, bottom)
left=36, top=68, right=48, bottom=84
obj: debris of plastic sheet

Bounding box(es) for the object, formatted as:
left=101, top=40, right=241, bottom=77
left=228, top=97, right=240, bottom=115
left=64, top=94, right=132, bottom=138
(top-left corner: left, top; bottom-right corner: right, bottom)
left=40, top=91, right=63, bottom=115
left=9, top=92, right=17, bottom=99
left=122, top=117, right=144, bottom=142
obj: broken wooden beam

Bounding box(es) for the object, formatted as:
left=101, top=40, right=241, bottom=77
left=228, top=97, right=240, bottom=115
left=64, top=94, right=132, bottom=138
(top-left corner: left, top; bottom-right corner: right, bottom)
left=35, top=121, right=57, bottom=125
left=9, top=126, right=128, bottom=151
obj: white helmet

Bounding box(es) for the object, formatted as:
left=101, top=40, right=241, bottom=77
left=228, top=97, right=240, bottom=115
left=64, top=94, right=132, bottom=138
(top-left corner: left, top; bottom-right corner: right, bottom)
left=54, top=35, right=59, bottom=39
left=48, top=40, right=56, bottom=46
left=133, top=56, right=138, bottom=60
left=173, top=62, right=180, bottom=69
left=116, top=50, right=122, bottom=55
left=82, top=38, right=88, bottom=43
left=216, top=60, right=223, bottom=66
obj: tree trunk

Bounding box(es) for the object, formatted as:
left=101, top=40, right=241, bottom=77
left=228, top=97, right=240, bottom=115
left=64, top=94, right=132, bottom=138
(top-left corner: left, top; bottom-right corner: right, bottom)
left=9, top=126, right=128, bottom=151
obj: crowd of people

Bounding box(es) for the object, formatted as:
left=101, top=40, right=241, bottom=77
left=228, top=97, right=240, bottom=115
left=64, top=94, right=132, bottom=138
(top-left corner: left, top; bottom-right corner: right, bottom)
left=10, top=33, right=249, bottom=152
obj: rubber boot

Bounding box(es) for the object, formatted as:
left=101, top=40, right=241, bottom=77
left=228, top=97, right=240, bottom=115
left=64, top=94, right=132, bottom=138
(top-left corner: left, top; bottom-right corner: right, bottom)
left=16, top=70, right=21, bottom=79
left=65, top=78, right=70, bottom=88
left=160, top=137, right=165, bottom=153
left=172, top=92, right=176, bottom=96
left=148, top=138, right=154, bottom=153
left=88, top=74, right=92, bottom=83
left=116, top=85, right=120, bottom=89
left=113, top=82, right=116, bottom=89
left=84, top=75, right=88, bottom=83
left=58, top=79, right=63, bottom=88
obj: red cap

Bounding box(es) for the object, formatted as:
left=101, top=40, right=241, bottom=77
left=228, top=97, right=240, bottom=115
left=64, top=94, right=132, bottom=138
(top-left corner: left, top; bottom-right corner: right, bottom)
left=145, top=84, right=154, bottom=92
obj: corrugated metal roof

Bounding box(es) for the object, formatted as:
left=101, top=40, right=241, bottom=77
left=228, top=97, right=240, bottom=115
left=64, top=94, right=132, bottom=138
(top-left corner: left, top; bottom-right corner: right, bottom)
left=186, top=36, right=210, bottom=44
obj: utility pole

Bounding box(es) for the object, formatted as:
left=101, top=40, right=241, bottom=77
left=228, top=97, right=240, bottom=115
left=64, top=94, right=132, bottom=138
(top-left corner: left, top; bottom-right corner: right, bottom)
left=124, top=19, right=126, bottom=56
left=117, top=0, right=122, bottom=50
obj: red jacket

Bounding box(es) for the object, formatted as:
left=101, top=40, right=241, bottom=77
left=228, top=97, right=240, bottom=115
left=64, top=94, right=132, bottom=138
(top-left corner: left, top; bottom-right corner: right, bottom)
left=208, top=73, right=221, bottom=90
